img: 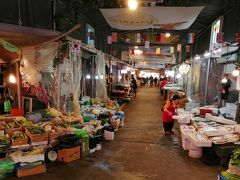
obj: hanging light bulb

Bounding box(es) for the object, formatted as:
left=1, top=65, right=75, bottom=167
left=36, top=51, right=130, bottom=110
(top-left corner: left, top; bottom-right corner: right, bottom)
left=165, top=33, right=171, bottom=38
left=86, top=75, right=91, bottom=79
left=221, top=77, right=227, bottom=83
left=232, top=69, right=240, bottom=76
left=9, top=73, right=16, bottom=84
left=128, top=0, right=138, bottom=10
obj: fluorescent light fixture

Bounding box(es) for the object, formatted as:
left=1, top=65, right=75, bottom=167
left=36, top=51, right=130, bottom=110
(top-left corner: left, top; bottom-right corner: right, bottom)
left=128, top=0, right=138, bottom=10
left=134, top=49, right=143, bottom=55
left=121, top=70, right=128, bottom=74
left=95, top=75, right=99, bottom=79
left=204, top=51, right=211, bottom=57
left=100, top=75, right=104, bottom=79
left=86, top=75, right=91, bottom=79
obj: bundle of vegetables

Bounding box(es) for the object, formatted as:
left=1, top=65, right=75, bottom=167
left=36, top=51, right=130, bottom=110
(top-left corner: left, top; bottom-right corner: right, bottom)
left=4, top=121, right=19, bottom=129
left=23, top=147, right=44, bottom=156
left=0, top=159, right=15, bottom=179
left=15, top=117, right=32, bottom=127
left=47, top=108, right=62, bottom=117
left=221, top=171, right=240, bottom=180
left=27, top=127, right=45, bottom=135
left=0, top=135, right=10, bottom=153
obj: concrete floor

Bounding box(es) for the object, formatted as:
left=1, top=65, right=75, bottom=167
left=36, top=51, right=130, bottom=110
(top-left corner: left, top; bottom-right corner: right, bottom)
left=16, top=87, right=221, bottom=180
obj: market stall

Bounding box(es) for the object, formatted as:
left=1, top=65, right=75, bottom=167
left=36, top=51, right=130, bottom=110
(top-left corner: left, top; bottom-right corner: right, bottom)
left=174, top=103, right=240, bottom=167
left=0, top=98, right=125, bottom=178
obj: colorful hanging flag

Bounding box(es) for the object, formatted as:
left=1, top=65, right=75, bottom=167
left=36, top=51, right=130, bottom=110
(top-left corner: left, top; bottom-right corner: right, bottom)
left=236, top=32, right=240, bottom=43
left=141, top=32, right=147, bottom=41
left=136, top=33, right=141, bottom=43
left=112, top=32, right=117, bottom=42
left=156, top=47, right=160, bottom=54
left=186, top=45, right=191, bottom=53
left=170, top=47, right=174, bottom=54
left=177, top=44, right=182, bottom=52
left=71, top=39, right=81, bottom=53
left=107, top=36, right=112, bottom=44
left=145, top=41, right=150, bottom=49
left=187, top=33, right=195, bottom=44
left=217, top=32, right=224, bottom=43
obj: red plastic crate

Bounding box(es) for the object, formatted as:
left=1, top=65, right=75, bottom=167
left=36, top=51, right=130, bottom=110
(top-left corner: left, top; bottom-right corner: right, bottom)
left=10, top=109, right=24, bottom=116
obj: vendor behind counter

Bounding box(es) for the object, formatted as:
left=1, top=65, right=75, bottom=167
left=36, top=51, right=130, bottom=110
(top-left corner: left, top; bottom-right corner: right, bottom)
left=0, top=82, right=13, bottom=114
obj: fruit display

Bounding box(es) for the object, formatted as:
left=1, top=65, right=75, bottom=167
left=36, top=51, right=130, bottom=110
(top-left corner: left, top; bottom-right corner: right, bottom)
left=4, top=121, right=20, bottom=129
left=27, top=127, right=45, bottom=135
left=11, top=132, right=28, bottom=146
left=11, top=132, right=27, bottom=141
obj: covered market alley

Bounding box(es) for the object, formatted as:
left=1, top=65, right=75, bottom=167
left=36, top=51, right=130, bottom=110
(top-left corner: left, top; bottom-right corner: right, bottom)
left=14, top=87, right=218, bottom=180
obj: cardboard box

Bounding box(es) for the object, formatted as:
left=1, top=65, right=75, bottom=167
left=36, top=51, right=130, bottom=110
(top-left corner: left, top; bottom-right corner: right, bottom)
left=58, top=146, right=80, bottom=163
left=17, top=164, right=46, bottom=177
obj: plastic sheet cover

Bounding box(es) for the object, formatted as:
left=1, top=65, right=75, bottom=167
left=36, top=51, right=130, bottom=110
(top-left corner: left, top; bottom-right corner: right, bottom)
left=21, top=43, right=59, bottom=86
left=58, top=40, right=82, bottom=117
left=95, top=52, right=108, bottom=99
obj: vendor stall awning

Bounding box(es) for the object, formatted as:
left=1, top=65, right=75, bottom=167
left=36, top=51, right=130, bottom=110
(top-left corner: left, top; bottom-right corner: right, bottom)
left=100, top=6, right=204, bottom=30
left=0, top=23, right=61, bottom=47
left=0, top=38, right=21, bottom=62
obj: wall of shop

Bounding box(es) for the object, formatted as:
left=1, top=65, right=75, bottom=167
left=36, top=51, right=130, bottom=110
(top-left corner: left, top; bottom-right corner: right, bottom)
left=0, top=0, right=53, bottom=29
left=193, top=28, right=211, bottom=56
left=222, top=7, right=240, bottom=43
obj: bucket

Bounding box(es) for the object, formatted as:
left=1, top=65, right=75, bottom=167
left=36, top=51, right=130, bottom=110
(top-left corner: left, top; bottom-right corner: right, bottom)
left=181, top=135, right=190, bottom=150
left=104, top=130, right=114, bottom=141
left=189, top=143, right=202, bottom=158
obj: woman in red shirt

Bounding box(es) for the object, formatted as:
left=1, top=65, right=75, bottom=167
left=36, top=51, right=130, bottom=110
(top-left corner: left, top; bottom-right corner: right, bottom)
left=162, top=95, right=180, bottom=135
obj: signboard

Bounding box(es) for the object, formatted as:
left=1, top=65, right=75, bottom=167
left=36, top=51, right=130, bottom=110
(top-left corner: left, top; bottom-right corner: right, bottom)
left=210, top=16, right=223, bottom=51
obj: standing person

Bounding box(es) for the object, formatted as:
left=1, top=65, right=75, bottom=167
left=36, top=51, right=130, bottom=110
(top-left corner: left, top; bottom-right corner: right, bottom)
left=162, top=95, right=180, bottom=135
left=149, top=75, right=154, bottom=87
left=221, top=74, right=232, bottom=107
left=0, top=82, right=13, bottom=114
left=131, top=75, right=138, bottom=96
left=160, top=78, right=167, bottom=96
left=154, top=77, right=158, bottom=86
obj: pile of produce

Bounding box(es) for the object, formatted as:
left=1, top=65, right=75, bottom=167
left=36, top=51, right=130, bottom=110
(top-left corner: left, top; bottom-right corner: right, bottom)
left=27, top=127, right=45, bottom=135
left=220, top=148, right=240, bottom=179
left=11, top=132, right=27, bottom=141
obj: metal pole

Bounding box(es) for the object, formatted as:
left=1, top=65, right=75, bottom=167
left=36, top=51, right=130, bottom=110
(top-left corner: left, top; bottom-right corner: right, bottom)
left=204, top=58, right=211, bottom=105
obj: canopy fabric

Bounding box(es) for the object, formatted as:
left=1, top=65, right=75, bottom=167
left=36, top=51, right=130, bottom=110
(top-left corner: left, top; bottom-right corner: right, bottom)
left=0, top=23, right=60, bottom=47
left=100, top=6, right=204, bottom=30
left=0, top=38, right=21, bottom=62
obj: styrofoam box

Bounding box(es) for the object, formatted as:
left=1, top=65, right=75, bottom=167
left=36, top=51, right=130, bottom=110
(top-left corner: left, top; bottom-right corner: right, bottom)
left=12, top=154, right=45, bottom=163
left=186, top=132, right=212, bottom=147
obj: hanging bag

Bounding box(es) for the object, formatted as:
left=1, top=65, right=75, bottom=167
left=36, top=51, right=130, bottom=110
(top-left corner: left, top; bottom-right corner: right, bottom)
left=4, top=100, right=11, bottom=113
